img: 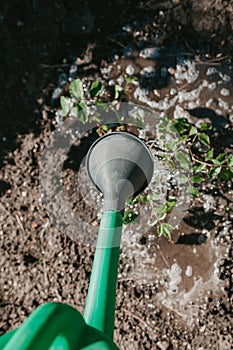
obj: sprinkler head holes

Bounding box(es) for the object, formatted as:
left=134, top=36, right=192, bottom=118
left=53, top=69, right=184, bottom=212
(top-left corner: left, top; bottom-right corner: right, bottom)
left=86, top=132, right=154, bottom=212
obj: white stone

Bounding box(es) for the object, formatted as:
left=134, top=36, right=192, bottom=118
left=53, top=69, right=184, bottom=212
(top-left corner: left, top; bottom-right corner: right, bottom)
left=126, top=64, right=135, bottom=76
left=220, top=88, right=230, bottom=96
left=185, top=265, right=193, bottom=277
left=139, top=47, right=161, bottom=59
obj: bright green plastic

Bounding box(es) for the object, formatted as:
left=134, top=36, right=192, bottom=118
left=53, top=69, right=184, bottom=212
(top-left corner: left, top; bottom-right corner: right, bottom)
left=0, top=210, right=122, bottom=350
left=84, top=210, right=122, bottom=338
left=0, top=302, right=119, bottom=350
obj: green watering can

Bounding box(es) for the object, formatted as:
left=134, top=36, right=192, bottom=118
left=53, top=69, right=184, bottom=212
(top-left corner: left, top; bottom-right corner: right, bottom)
left=0, top=132, right=154, bottom=350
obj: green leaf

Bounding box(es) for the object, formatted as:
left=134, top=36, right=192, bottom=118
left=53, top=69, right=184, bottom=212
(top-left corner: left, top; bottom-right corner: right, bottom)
left=168, top=159, right=177, bottom=170
left=127, top=195, right=148, bottom=205
left=166, top=199, right=176, bottom=212
left=125, top=75, right=138, bottom=83
left=95, top=100, right=109, bottom=112
left=212, top=153, right=227, bottom=165
left=157, top=223, right=174, bottom=239
left=123, top=210, right=139, bottom=225
left=212, top=159, right=221, bottom=165
left=193, top=163, right=206, bottom=172
left=198, top=133, right=210, bottom=147
left=111, top=100, right=119, bottom=106
left=173, top=118, right=191, bottom=134
left=60, top=96, right=72, bottom=117
left=69, top=79, right=84, bottom=100
left=189, top=126, right=197, bottom=136
left=154, top=204, right=166, bottom=217
left=166, top=139, right=177, bottom=151
left=77, top=101, right=88, bottom=124
left=135, top=112, right=145, bottom=129
left=216, top=153, right=226, bottom=162
left=227, top=153, right=233, bottom=167
left=205, top=148, right=214, bottom=161
left=219, top=168, right=233, bottom=180
left=134, top=195, right=148, bottom=204
left=190, top=175, right=204, bottom=183
left=114, top=85, right=123, bottom=100
left=90, top=81, right=103, bottom=98
left=208, top=166, right=222, bottom=180
left=149, top=218, right=159, bottom=226
left=175, top=151, right=191, bottom=171
left=101, top=124, right=109, bottom=131
left=187, top=185, right=199, bottom=197
left=181, top=135, right=189, bottom=143
left=178, top=175, right=188, bottom=184
left=140, top=195, right=149, bottom=203
left=167, top=121, right=178, bottom=134
left=200, top=122, right=212, bottom=130
left=149, top=193, right=161, bottom=201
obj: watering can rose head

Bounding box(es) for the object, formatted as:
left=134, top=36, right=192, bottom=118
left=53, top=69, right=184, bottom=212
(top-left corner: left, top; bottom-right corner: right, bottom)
left=86, top=132, right=154, bottom=212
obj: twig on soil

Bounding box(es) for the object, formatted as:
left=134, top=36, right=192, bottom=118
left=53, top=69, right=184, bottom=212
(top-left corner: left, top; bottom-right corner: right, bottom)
left=43, top=261, right=49, bottom=286
left=40, top=63, right=70, bottom=69
left=54, top=288, right=62, bottom=301
left=195, top=55, right=229, bottom=65
left=165, top=307, right=187, bottom=322
left=108, top=38, right=126, bottom=48
left=156, top=244, right=170, bottom=268
left=121, top=308, right=154, bottom=332
left=15, top=214, right=26, bottom=236
left=177, top=82, right=190, bottom=91
left=162, top=52, right=195, bottom=58
left=162, top=53, right=228, bottom=66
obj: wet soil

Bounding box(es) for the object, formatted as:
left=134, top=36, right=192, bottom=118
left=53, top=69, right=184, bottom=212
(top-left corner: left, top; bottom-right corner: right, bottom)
left=0, top=1, right=233, bottom=349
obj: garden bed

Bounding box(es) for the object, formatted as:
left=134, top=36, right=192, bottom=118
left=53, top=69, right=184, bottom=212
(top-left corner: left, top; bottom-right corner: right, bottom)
left=0, top=1, right=232, bottom=349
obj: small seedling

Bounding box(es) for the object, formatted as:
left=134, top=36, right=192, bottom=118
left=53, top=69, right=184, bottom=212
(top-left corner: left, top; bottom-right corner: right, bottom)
left=59, top=79, right=233, bottom=239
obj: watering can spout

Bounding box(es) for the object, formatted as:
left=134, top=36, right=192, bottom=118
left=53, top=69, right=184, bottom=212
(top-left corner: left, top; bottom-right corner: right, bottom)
left=84, top=132, right=154, bottom=339
left=102, top=179, right=134, bottom=212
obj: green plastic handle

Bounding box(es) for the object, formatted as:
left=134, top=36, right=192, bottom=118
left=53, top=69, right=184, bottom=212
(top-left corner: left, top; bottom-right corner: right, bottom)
left=84, top=210, right=123, bottom=339
left=0, top=302, right=119, bottom=350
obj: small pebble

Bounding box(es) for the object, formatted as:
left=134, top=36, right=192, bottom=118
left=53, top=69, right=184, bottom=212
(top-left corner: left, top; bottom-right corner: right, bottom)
left=206, top=67, right=217, bottom=76
left=207, top=82, right=216, bottom=90
left=220, top=88, right=230, bottom=96
left=218, top=98, right=229, bottom=110
left=157, top=341, right=169, bottom=350
left=117, top=75, right=124, bottom=86
left=185, top=266, right=193, bottom=277
left=205, top=98, right=213, bottom=108
left=139, top=47, right=161, bottom=59
left=140, top=66, right=156, bottom=78
left=219, top=72, right=231, bottom=82
left=122, top=24, right=132, bottom=33
left=126, top=64, right=135, bottom=76
left=170, top=88, right=177, bottom=95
